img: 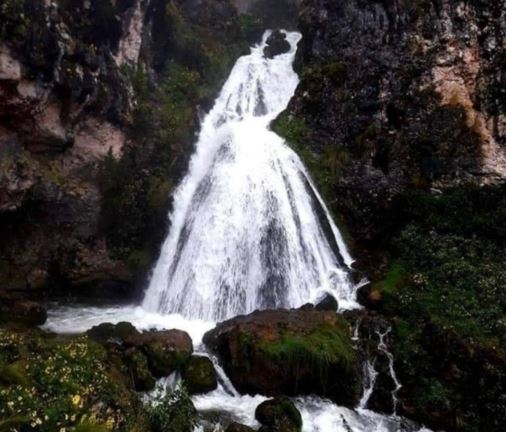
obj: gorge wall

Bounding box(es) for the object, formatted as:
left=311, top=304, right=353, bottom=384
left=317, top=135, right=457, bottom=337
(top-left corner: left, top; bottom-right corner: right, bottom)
left=0, top=0, right=250, bottom=303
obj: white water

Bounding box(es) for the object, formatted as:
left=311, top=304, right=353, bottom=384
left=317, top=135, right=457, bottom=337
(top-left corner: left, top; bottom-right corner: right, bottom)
left=376, top=328, right=403, bottom=415
left=43, top=31, right=432, bottom=432
left=142, top=31, right=358, bottom=321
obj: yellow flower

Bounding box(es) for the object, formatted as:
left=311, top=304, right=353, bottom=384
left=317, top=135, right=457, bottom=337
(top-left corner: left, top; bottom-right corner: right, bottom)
left=71, top=394, right=81, bottom=406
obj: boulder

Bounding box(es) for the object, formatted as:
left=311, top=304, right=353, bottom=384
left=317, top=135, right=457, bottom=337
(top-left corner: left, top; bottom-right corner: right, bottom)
left=263, top=30, right=291, bottom=58
left=86, top=324, right=193, bottom=378
left=0, top=301, right=47, bottom=326
left=204, top=309, right=362, bottom=407
left=226, top=422, right=255, bottom=432
left=315, top=294, right=338, bottom=311
left=181, top=355, right=218, bottom=394
left=134, top=329, right=193, bottom=378
left=255, top=397, right=302, bottom=432
left=86, top=321, right=140, bottom=344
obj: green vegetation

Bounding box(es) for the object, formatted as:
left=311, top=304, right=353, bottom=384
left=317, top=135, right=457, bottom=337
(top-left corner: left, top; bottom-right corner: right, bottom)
left=0, top=329, right=149, bottom=431
left=372, top=186, right=506, bottom=431
left=98, top=0, right=250, bottom=273
left=259, top=322, right=357, bottom=377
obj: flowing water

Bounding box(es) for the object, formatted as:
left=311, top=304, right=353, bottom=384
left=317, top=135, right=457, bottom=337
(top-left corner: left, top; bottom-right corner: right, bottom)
left=142, top=31, right=359, bottom=321
left=44, top=31, right=432, bottom=432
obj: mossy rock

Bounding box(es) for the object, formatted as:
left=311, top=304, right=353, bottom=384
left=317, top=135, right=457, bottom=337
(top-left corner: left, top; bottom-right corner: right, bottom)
left=147, top=388, right=197, bottom=432
left=255, top=397, right=302, bottom=432
left=86, top=321, right=139, bottom=344
left=136, top=330, right=193, bottom=378
left=204, top=309, right=362, bottom=407
left=181, top=355, right=218, bottom=394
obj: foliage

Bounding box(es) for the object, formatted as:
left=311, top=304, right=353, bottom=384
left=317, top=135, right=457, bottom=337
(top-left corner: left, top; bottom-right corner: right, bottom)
left=0, top=330, right=146, bottom=431
left=373, top=185, right=506, bottom=431
left=98, top=0, right=250, bottom=271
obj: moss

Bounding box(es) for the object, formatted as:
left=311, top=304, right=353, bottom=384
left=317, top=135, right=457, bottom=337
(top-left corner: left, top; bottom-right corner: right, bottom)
left=259, top=322, right=357, bottom=379
left=181, top=355, right=217, bottom=394
left=377, top=186, right=506, bottom=431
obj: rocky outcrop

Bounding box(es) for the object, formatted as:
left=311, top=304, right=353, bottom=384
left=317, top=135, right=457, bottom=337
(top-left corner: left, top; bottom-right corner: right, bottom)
left=0, top=0, right=249, bottom=304
left=86, top=322, right=193, bottom=379
left=278, top=0, right=506, bottom=248
left=204, top=308, right=362, bottom=407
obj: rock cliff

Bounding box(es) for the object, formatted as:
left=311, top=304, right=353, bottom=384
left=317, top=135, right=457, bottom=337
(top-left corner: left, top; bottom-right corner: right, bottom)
left=0, top=0, right=249, bottom=302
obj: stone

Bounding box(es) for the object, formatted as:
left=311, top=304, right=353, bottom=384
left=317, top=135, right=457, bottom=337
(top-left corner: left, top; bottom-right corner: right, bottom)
left=124, top=348, right=156, bottom=391
left=0, top=302, right=47, bottom=326
left=226, top=422, right=255, bottom=432
left=255, top=397, right=302, bottom=432
left=135, top=329, right=193, bottom=378
left=263, top=30, right=291, bottom=58
left=86, top=321, right=140, bottom=344
left=204, top=308, right=362, bottom=407
left=315, top=294, right=338, bottom=311
left=182, top=355, right=218, bottom=394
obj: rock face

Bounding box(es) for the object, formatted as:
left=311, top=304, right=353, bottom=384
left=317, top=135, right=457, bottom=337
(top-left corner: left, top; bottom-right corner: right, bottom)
left=204, top=309, right=362, bottom=407
left=277, top=0, right=506, bottom=247
left=0, top=0, right=249, bottom=305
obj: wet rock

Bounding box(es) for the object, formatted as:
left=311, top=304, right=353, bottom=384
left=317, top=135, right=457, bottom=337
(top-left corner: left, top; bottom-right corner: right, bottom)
left=135, top=329, right=193, bottom=378
left=0, top=301, right=47, bottom=326
left=181, top=355, right=218, bottom=394
left=255, top=397, right=302, bottom=432
left=315, top=294, right=338, bottom=311
left=356, top=283, right=382, bottom=309
left=86, top=321, right=140, bottom=344
left=226, top=422, right=255, bottom=432
left=204, top=308, right=362, bottom=407
left=263, top=30, right=291, bottom=58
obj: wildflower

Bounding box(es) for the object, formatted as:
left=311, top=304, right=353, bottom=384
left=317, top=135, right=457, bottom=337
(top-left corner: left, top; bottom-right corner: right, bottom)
left=71, top=394, right=81, bottom=406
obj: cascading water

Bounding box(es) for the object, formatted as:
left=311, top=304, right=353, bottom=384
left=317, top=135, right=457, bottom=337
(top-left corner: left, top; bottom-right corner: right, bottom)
left=43, top=31, right=433, bottom=432
left=142, top=31, right=358, bottom=321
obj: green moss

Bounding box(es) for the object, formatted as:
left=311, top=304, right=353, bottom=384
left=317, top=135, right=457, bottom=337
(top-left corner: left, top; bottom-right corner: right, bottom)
left=259, top=322, right=356, bottom=377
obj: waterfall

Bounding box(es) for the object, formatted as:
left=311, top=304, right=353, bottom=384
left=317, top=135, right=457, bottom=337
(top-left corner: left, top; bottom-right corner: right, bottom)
left=142, top=31, right=358, bottom=321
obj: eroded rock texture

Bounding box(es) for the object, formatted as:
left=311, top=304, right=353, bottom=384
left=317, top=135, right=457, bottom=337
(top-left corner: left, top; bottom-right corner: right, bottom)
left=278, top=0, right=506, bottom=247
left=0, top=0, right=248, bottom=302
